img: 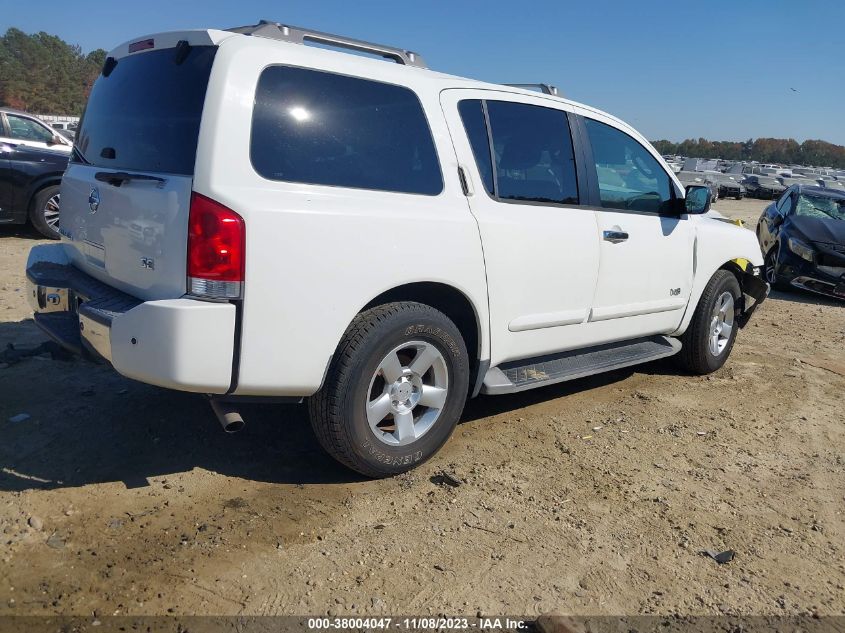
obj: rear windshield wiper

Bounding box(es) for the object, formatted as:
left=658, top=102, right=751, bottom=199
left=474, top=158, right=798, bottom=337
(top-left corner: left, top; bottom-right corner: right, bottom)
left=95, top=171, right=167, bottom=187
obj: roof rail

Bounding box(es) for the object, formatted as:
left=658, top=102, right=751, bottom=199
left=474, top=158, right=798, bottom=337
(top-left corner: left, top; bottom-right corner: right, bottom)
left=504, top=83, right=561, bottom=96
left=227, top=20, right=427, bottom=68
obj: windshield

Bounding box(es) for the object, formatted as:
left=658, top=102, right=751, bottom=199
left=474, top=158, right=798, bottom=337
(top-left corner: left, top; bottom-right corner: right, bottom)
left=757, top=177, right=779, bottom=185
left=74, top=46, right=216, bottom=175
left=795, top=194, right=845, bottom=221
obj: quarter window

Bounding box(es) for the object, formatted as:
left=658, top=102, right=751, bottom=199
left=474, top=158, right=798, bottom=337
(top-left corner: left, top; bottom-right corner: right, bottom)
left=251, top=67, right=442, bottom=195
left=584, top=118, right=673, bottom=213
left=457, top=100, right=494, bottom=196
left=7, top=114, right=55, bottom=143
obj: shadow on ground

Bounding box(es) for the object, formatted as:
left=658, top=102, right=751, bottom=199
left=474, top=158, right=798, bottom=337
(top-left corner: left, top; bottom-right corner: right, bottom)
left=0, top=318, right=361, bottom=490
left=1, top=320, right=649, bottom=494
left=0, top=224, right=48, bottom=240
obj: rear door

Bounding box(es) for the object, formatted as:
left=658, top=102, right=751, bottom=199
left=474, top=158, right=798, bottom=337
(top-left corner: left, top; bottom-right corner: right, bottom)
left=61, top=36, right=218, bottom=300
left=440, top=89, right=601, bottom=366
left=578, top=115, right=694, bottom=327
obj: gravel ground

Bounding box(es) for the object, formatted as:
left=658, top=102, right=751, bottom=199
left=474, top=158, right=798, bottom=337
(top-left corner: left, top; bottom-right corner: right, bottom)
left=1, top=198, right=843, bottom=618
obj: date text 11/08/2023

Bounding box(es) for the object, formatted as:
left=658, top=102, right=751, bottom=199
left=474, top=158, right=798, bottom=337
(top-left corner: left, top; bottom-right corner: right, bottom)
left=306, top=617, right=529, bottom=630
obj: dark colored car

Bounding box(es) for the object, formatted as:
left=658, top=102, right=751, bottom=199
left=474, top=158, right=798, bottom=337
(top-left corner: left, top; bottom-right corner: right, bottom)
left=757, top=185, right=845, bottom=299
left=744, top=174, right=786, bottom=199
left=676, top=170, right=719, bottom=203
left=0, top=139, right=68, bottom=239
left=708, top=173, right=745, bottom=199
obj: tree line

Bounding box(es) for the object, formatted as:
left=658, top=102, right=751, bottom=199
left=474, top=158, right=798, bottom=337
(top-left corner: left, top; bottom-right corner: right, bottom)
left=0, top=28, right=106, bottom=115
left=652, top=137, right=845, bottom=170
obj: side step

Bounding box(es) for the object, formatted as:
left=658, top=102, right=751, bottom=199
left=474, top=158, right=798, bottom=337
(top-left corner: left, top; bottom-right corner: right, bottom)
left=481, top=336, right=681, bottom=395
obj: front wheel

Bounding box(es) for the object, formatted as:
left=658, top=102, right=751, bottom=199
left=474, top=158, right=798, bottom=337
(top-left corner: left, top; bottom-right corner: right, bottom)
left=308, top=302, right=470, bottom=478
left=676, top=271, right=741, bottom=375
left=29, top=185, right=61, bottom=239
left=764, top=247, right=784, bottom=290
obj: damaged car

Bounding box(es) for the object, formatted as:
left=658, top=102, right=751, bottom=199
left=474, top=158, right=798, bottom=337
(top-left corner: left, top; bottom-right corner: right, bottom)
left=757, top=185, right=845, bottom=299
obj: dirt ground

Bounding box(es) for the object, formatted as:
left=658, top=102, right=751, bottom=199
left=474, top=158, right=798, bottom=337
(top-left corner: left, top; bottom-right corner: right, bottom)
left=0, top=198, right=843, bottom=619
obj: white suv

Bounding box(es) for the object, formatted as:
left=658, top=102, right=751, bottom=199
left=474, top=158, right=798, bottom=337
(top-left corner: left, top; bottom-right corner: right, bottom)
left=26, top=22, right=768, bottom=477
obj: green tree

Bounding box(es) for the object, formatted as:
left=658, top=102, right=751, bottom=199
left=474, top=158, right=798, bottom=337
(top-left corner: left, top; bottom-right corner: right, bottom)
left=0, top=27, right=106, bottom=114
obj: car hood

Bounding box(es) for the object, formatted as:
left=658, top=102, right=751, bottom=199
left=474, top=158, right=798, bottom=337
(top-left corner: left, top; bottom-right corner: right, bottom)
left=788, top=215, right=845, bottom=245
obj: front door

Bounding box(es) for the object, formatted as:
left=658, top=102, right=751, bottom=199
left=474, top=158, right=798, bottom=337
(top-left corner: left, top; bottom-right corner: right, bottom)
left=578, top=114, right=694, bottom=330
left=2, top=112, right=65, bottom=152
left=440, top=89, right=601, bottom=367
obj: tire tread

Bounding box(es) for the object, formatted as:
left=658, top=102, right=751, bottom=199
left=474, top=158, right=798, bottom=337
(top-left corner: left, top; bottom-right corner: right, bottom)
left=308, top=301, right=462, bottom=478
left=677, top=270, right=740, bottom=375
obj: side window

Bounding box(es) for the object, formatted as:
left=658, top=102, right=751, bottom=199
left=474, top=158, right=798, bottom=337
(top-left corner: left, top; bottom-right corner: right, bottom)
left=776, top=188, right=794, bottom=214
left=7, top=115, right=55, bottom=143
left=584, top=118, right=672, bottom=213
left=251, top=66, right=442, bottom=195
left=485, top=101, right=579, bottom=205
left=457, top=100, right=494, bottom=195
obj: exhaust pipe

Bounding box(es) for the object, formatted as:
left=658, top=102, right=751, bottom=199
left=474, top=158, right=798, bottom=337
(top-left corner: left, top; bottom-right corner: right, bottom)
left=209, top=398, right=245, bottom=433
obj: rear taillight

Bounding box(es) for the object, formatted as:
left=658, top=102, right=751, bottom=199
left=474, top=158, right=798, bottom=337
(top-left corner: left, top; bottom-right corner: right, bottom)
left=187, top=193, right=245, bottom=300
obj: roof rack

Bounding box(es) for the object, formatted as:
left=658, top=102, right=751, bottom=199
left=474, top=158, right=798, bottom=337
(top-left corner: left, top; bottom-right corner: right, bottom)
left=227, top=20, right=427, bottom=69
left=504, top=83, right=560, bottom=96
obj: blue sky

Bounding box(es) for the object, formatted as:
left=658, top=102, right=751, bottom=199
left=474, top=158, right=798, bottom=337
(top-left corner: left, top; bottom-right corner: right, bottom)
left=4, top=0, right=844, bottom=144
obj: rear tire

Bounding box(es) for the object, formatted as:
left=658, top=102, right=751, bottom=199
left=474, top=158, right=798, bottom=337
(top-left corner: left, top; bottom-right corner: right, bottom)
left=676, top=271, right=741, bottom=375
left=308, top=302, right=470, bottom=478
left=29, top=185, right=61, bottom=240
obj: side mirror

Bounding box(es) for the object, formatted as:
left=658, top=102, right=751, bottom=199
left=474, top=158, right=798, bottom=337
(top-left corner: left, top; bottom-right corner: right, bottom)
left=48, top=134, right=62, bottom=145
left=772, top=213, right=784, bottom=227
left=684, top=185, right=711, bottom=214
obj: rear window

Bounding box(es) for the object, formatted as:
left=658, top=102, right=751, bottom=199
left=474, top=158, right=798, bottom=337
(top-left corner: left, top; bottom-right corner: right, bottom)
left=250, top=66, right=443, bottom=195
left=74, top=46, right=217, bottom=175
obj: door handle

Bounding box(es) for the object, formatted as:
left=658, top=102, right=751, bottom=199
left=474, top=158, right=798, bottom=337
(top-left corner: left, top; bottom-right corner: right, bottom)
left=603, top=230, right=629, bottom=243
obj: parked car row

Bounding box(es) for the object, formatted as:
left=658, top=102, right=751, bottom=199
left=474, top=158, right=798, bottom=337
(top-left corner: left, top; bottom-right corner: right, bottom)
left=672, top=169, right=844, bottom=204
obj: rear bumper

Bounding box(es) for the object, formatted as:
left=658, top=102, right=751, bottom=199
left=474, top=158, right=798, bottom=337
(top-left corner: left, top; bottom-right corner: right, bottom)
left=26, top=244, right=236, bottom=393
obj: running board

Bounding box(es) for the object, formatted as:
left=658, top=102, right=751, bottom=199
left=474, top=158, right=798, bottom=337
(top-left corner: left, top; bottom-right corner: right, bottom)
left=481, top=336, right=681, bottom=395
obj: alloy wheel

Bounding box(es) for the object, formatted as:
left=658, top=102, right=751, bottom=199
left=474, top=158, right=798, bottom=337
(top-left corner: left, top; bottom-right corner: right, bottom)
left=366, top=341, right=449, bottom=447
left=43, top=193, right=60, bottom=229
left=708, top=291, right=735, bottom=356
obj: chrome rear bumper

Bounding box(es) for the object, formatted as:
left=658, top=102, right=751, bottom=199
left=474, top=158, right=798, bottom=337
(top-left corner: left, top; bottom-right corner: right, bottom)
left=27, top=261, right=141, bottom=362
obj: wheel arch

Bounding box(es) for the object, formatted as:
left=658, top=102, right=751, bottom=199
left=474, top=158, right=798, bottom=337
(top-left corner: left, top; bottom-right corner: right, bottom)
left=26, top=176, right=62, bottom=216
left=674, top=255, right=768, bottom=337
left=360, top=281, right=485, bottom=397
left=717, top=258, right=769, bottom=327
